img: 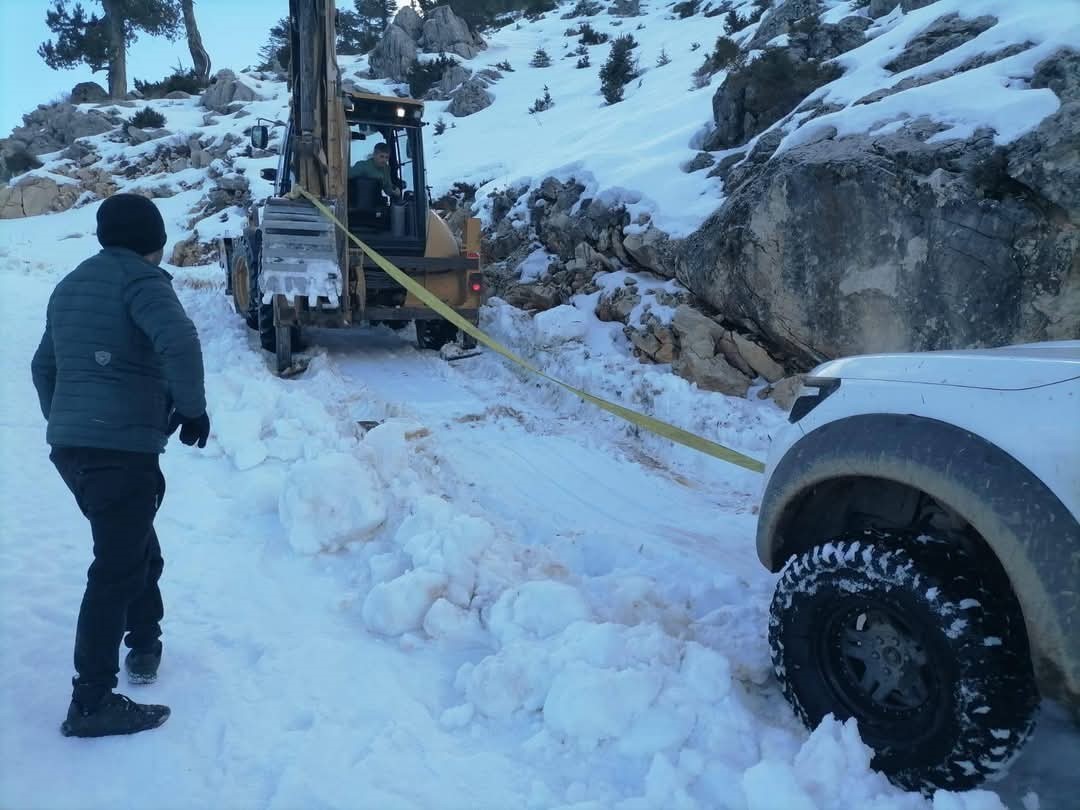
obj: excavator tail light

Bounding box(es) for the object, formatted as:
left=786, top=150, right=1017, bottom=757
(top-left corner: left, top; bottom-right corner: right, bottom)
left=468, top=272, right=483, bottom=293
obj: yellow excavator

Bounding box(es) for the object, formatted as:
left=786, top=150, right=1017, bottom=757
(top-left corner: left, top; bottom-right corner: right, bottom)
left=219, top=0, right=484, bottom=373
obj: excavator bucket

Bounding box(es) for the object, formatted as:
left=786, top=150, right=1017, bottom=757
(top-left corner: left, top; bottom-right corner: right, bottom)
left=259, top=197, right=342, bottom=306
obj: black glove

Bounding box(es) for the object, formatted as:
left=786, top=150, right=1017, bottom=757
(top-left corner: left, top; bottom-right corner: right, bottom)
left=168, top=410, right=211, bottom=448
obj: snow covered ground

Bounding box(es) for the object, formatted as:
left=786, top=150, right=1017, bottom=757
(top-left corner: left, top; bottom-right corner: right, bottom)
left=3, top=177, right=1080, bottom=810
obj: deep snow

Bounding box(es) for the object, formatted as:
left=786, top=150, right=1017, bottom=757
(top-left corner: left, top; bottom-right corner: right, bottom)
left=3, top=0, right=1080, bottom=807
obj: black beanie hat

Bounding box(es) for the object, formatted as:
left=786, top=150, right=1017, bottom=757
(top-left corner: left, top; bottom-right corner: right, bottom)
left=96, top=193, right=168, bottom=256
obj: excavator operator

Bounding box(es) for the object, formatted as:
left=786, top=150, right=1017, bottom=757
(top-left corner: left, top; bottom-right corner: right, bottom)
left=349, top=142, right=402, bottom=202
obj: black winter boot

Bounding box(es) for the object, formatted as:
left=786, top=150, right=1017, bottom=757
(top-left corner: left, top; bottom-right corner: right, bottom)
left=60, top=693, right=170, bottom=738
left=125, top=642, right=162, bottom=685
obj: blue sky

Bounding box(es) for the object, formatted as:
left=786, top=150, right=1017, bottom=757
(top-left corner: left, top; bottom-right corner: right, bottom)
left=1, top=0, right=288, bottom=135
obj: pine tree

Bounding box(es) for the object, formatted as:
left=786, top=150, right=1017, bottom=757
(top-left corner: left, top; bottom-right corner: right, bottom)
left=656, top=48, right=671, bottom=67
left=528, top=85, right=554, bottom=113
left=599, top=34, right=637, bottom=104
left=530, top=47, right=552, bottom=67
left=257, top=18, right=290, bottom=72
left=38, top=0, right=183, bottom=98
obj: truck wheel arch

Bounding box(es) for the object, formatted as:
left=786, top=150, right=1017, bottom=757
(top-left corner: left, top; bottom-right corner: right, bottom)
left=757, top=413, right=1080, bottom=708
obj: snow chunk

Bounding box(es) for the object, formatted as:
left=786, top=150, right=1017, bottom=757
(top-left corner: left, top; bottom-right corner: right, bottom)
left=278, top=452, right=388, bottom=553
left=542, top=662, right=662, bottom=747
left=533, top=305, right=589, bottom=346
left=362, top=568, right=448, bottom=636
left=488, top=581, right=592, bottom=644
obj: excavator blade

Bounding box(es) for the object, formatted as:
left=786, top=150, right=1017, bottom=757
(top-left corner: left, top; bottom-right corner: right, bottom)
left=259, top=197, right=342, bottom=307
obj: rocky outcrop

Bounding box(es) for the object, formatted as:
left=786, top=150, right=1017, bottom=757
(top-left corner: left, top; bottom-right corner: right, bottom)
left=370, top=22, right=419, bottom=83
left=420, top=6, right=485, bottom=59
left=884, top=14, right=997, bottom=73
left=680, top=112, right=1080, bottom=366
left=70, top=81, right=109, bottom=104
left=481, top=177, right=795, bottom=400
left=201, top=69, right=259, bottom=113
left=0, top=175, right=80, bottom=219
left=706, top=47, right=843, bottom=150
left=371, top=6, right=484, bottom=82
left=6, top=103, right=114, bottom=156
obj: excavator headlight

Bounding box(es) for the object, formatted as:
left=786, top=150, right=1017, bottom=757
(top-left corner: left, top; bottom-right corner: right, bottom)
left=395, top=107, right=406, bottom=118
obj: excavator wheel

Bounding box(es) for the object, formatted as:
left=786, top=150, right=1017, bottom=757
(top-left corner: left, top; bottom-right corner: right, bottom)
left=230, top=240, right=259, bottom=330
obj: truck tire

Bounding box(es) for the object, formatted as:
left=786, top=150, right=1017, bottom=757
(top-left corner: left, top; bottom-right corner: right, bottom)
left=769, top=530, right=1039, bottom=793
left=415, top=319, right=458, bottom=351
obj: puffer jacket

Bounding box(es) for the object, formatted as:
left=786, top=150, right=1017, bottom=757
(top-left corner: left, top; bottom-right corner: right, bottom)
left=31, top=246, right=205, bottom=454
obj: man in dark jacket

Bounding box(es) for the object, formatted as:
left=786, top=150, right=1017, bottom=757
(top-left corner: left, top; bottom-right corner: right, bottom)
left=31, top=193, right=210, bottom=738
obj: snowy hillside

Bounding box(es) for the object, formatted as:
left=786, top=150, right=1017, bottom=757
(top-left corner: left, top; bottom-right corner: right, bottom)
left=2, top=0, right=1079, bottom=807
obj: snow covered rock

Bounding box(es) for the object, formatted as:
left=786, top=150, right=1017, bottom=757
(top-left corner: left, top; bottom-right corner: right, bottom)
left=533, top=304, right=589, bottom=345
left=420, top=6, right=485, bottom=59
left=884, top=14, right=997, bottom=73
left=7, top=103, right=114, bottom=155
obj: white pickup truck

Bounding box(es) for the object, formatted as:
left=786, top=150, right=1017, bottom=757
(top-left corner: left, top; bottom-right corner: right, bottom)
left=756, top=341, right=1080, bottom=793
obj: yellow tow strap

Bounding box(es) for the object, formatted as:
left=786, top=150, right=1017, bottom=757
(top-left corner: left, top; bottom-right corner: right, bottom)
left=294, top=187, right=766, bottom=474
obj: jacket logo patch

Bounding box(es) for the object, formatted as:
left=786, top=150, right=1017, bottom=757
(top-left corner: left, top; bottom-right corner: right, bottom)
left=94, top=351, right=111, bottom=366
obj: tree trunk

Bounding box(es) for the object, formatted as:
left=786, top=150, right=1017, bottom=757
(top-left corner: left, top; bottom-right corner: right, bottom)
left=102, top=0, right=127, bottom=98
left=181, top=0, right=211, bottom=84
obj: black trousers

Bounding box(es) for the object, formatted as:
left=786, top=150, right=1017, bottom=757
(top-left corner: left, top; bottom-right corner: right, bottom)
left=50, top=447, right=165, bottom=706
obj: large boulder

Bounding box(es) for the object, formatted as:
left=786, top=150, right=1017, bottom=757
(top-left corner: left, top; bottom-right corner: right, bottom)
left=420, top=6, right=484, bottom=59
left=679, top=111, right=1080, bottom=366
left=7, top=103, right=114, bottom=155
left=447, top=76, right=494, bottom=117
left=369, top=24, right=419, bottom=82
left=70, top=81, right=109, bottom=104
left=0, top=175, right=80, bottom=219
left=200, top=69, right=259, bottom=113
